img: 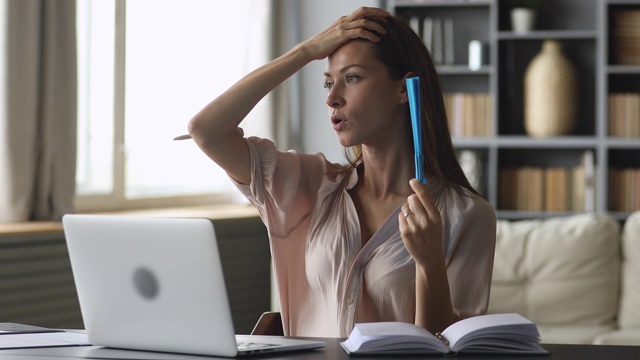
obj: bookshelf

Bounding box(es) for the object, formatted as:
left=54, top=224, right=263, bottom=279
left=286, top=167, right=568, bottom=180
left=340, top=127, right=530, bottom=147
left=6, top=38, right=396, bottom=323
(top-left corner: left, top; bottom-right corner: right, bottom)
left=388, top=0, right=640, bottom=221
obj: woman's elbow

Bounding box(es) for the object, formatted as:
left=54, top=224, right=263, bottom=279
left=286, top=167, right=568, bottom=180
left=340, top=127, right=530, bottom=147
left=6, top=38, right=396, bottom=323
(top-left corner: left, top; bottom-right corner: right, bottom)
left=187, top=115, right=204, bottom=139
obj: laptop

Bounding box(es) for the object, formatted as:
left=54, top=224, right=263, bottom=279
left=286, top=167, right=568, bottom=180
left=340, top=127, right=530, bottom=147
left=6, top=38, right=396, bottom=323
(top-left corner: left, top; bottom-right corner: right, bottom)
left=61, top=214, right=326, bottom=357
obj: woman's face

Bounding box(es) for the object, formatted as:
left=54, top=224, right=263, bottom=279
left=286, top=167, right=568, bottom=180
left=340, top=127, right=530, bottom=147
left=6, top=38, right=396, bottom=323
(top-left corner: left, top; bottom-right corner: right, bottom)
left=324, top=41, right=407, bottom=148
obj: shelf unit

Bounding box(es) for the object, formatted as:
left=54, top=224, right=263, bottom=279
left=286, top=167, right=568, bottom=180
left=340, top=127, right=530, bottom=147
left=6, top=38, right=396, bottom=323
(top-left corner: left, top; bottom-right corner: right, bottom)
left=389, top=0, right=640, bottom=220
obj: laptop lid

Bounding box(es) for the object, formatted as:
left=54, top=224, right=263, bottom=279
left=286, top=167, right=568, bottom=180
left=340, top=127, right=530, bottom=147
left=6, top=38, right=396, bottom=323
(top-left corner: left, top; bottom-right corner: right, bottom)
left=62, top=214, right=324, bottom=357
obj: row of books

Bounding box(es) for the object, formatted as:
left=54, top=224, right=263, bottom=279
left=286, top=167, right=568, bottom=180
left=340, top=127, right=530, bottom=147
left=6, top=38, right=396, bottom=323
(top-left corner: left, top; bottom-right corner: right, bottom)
left=609, top=93, right=640, bottom=137
left=440, top=91, right=636, bottom=137
left=408, top=16, right=453, bottom=65
left=612, top=10, right=640, bottom=65
left=444, top=93, right=493, bottom=137
left=498, top=152, right=595, bottom=212
left=609, top=168, right=640, bottom=212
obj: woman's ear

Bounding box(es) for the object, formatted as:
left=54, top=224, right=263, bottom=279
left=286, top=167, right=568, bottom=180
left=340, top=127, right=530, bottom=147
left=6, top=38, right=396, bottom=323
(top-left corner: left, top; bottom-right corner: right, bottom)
left=399, top=72, right=416, bottom=103
left=402, top=71, right=416, bottom=79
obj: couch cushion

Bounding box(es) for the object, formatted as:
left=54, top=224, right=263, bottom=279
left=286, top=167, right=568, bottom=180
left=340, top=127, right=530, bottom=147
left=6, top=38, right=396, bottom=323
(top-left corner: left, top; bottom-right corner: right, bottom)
left=593, top=328, right=640, bottom=345
left=489, top=213, right=620, bottom=329
left=539, top=325, right=618, bottom=345
left=619, top=211, right=640, bottom=329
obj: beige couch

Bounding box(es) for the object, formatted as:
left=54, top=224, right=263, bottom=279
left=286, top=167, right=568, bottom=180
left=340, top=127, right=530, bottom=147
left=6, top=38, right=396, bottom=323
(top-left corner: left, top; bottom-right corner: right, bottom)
left=488, top=211, right=640, bottom=345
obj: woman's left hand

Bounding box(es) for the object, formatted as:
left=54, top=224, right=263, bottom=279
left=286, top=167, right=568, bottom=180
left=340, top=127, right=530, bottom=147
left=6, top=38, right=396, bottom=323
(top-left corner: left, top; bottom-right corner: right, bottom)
left=398, top=179, right=444, bottom=269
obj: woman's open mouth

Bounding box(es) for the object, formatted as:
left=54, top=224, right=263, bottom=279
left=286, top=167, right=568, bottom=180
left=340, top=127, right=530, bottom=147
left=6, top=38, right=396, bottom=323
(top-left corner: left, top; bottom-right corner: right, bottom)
left=331, top=115, right=345, bottom=130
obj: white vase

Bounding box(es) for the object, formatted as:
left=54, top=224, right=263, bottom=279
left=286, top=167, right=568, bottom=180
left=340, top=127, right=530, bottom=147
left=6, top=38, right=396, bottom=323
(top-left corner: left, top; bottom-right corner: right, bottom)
left=511, top=8, right=536, bottom=34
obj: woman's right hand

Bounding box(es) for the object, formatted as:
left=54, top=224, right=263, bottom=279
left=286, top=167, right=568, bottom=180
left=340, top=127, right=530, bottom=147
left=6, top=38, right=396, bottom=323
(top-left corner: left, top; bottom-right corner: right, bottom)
left=301, top=7, right=390, bottom=61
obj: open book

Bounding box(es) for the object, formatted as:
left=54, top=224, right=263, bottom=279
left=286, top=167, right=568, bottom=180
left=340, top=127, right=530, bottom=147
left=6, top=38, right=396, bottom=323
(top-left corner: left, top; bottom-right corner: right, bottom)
left=340, top=313, right=549, bottom=355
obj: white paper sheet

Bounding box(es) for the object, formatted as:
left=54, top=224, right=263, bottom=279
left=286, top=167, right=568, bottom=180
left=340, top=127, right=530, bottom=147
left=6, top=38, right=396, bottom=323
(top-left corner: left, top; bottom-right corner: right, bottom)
left=0, top=332, right=90, bottom=349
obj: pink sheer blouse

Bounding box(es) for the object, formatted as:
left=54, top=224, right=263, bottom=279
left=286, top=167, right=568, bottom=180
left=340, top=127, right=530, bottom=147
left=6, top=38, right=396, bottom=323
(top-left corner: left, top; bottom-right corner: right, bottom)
left=232, top=137, right=496, bottom=338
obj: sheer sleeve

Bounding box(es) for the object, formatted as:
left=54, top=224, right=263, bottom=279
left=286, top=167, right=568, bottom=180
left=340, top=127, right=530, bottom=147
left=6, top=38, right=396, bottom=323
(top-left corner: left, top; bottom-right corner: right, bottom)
left=443, top=191, right=497, bottom=319
left=230, top=136, right=331, bottom=238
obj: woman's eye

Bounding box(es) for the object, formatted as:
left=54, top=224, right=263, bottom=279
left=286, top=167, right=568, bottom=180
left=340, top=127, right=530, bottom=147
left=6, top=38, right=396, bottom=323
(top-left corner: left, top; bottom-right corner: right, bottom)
left=346, top=74, right=360, bottom=83
left=323, top=82, right=334, bottom=91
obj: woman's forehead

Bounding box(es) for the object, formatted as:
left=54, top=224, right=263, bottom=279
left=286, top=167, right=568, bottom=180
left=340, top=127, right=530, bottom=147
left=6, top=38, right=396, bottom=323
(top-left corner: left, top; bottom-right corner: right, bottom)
left=325, top=41, right=380, bottom=74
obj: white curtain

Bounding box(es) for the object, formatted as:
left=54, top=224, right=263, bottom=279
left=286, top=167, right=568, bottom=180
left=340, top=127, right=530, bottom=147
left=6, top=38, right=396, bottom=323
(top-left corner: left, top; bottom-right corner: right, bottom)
left=0, top=0, right=76, bottom=222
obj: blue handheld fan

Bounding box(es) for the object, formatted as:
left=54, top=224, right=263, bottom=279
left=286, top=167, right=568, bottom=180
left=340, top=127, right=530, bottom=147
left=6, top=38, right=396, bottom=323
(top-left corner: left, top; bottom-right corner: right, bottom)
left=406, top=77, right=427, bottom=184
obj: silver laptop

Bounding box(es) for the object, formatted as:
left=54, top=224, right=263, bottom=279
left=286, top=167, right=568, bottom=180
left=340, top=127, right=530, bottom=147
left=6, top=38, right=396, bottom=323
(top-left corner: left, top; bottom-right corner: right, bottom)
left=62, top=214, right=325, bottom=357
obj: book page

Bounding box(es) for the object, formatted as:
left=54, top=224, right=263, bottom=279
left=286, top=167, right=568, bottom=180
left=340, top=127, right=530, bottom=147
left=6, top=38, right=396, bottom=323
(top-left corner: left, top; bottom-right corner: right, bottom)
left=342, top=322, right=449, bottom=354
left=354, top=322, right=432, bottom=338
left=443, top=313, right=535, bottom=349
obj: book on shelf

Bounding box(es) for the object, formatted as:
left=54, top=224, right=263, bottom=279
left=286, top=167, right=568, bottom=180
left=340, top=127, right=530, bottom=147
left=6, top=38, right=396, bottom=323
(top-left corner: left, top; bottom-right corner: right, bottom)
left=444, top=18, right=454, bottom=65
left=432, top=18, right=444, bottom=64
left=612, top=10, right=640, bottom=66
left=572, top=164, right=586, bottom=212
left=608, top=93, right=640, bottom=137
left=498, top=150, right=595, bottom=212
left=545, top=167, right=569, bottom=212
left=528, top=167, right=545, bottom=211
left=582, top=150, right=595, bottom=212
left=423, top=17, right=434, bottom=53
left=444, top=92, right=492, bottom=137
left=402, top=14, right=454, bottom=61
left=340, top=313, right=548, bottom=356
left=463, top=94, right=475, bottom=136
left=609, top=167, right=640, bottom=212
left=498, top=168, right=516, bottom=210
left=516, top=167, right=529, bottom=211
left=409, top=16, right=421, bottom=38
left=609, top=169, right=620, bottom=211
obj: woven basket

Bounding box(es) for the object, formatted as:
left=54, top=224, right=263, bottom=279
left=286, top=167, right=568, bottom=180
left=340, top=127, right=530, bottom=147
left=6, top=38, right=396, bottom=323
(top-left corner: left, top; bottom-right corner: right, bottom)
left=524, top=40, right=577, bottom=137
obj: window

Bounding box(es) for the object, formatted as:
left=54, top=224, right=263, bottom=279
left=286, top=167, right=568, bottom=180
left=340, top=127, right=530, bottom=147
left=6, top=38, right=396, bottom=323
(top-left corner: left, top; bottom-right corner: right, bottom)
left=75, top=0, right=272, bottom=211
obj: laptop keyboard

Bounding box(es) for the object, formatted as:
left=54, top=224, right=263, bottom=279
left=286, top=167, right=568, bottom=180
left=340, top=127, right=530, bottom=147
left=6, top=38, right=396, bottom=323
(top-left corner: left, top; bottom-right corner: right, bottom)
left=237, top=341, right=281, bottom=351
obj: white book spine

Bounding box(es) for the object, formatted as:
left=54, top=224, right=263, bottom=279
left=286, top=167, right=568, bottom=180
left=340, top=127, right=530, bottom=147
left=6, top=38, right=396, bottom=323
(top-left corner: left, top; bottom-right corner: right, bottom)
left=432, top=18, right=443, bottom=64
left=423, top=17, right=434, bottom=53
left=409, top=16, right=421, bottom=38
left=583, top=150, right=595, bottom=211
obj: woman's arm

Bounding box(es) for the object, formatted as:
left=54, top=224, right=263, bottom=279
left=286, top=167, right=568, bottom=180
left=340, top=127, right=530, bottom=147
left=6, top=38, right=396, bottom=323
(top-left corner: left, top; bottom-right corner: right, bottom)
left=187, top=7, right=389, bottom=185
left=399, top=179, right=455, bottom=334
left=414, top=253, right=455, bottom=334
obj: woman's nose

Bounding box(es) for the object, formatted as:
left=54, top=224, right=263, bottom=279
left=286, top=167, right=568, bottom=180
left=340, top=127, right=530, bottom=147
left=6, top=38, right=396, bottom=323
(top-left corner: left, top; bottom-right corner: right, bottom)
left=326, top=87, right=343, bottom=108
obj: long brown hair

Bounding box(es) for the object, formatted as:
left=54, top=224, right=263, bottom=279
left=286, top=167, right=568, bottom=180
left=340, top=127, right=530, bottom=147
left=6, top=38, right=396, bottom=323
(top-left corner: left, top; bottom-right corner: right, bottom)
left=343, top=15, right=479, bottom=196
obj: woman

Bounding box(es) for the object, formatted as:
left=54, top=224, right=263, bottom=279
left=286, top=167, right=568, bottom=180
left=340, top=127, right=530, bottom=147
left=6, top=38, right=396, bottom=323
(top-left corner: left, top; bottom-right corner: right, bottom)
left=187, top=7, right=496, bottom=338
